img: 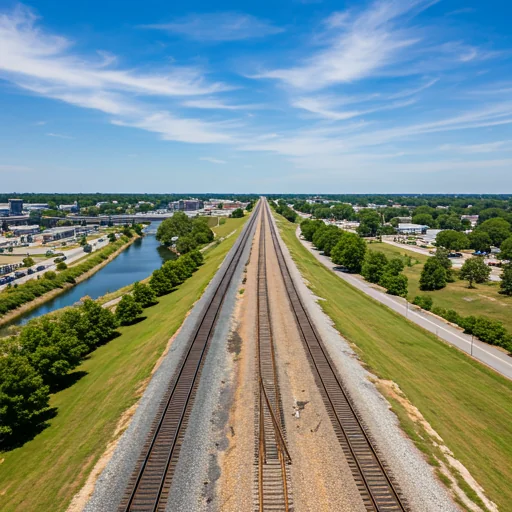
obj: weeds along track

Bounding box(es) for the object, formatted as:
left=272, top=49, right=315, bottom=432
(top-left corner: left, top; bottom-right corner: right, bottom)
left=118, top=203, right=260, bottom=512
left=255, top=206, right=293, bottom=512
left=265, top=200, right=407, bottom=512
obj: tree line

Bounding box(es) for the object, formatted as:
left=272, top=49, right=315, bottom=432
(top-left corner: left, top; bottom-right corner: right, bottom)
left=156, top=213, right=214, bottom=254
left=0, top=247, right=204, bottom=448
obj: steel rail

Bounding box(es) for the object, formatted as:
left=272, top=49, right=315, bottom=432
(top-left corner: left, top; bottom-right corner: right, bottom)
left=255, top=206, right=292, bottom=512
left=119, top=202, right=260, bottom=512
left=265, top=200, right=407, bottom=512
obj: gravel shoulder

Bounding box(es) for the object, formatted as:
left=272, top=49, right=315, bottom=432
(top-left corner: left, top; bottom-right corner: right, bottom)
left=270, top=215, right=459, bottom=512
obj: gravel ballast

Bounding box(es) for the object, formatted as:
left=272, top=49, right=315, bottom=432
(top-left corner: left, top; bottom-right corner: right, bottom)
left=84, top=218, right=257, bottom=512
left=269, top=214, right=459, bottom=512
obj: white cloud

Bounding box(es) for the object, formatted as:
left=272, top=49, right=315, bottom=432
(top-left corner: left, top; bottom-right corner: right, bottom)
left=199, top=157, right=227, bottom=164
left=33, top=120, right=46, bottom=125
left=438, top=141, right=512, bottom=153
left=142, top=12, right=283, bottom=42
left=255, top=0, right=438, bottom=90
left=0, top=6, right=227, bottom=97
left=183, top=98, right=262, bottom=110
left=46, top=132, right=74, bottom=139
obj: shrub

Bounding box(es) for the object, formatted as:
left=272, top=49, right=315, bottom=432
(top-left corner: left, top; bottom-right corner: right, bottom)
left=56, top=262, right=67, bottom=271
left=132, top=282, right=157, bottom=308
left=413, top=295, right=433, bottom=311
left=380, top=273, right=408, bottom=297
left=331, top=232, right=367, bottom=273
left=116, top=295, right=143, bottom=325
left=361, top=251, right=388, bottom=284
left=83, top=244, right=92, bottom=253
left=419, top=258, right=447, bottom=291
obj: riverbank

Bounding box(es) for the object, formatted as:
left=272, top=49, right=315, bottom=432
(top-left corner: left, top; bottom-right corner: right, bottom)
left=0, top=236, right=138, bottom=331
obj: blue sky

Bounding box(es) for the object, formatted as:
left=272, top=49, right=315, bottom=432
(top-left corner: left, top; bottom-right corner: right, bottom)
left=0, top=0, right=511, bottom=193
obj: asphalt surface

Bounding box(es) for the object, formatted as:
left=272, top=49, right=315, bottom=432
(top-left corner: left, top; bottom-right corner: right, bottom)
left=298, top=227, right=512, bottom=381
left=0, top=238, right=109, bottom=290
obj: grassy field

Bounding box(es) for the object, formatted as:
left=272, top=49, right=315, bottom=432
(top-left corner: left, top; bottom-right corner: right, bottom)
left=277, top=216, right=512, bottom=511
left=368, top=241, right=512, bottom=331
left=212, top=216, right=247, bottom=238
left=0, top=216, right=248, bottom=512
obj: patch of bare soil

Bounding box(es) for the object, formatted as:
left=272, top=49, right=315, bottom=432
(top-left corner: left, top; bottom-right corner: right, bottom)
left=378, top=380, right=498, bottom=512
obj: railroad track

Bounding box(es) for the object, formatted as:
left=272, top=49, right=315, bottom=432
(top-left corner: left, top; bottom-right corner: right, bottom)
left=264, top=200, right=408, bottom=512
left=118, top=202, right=260, bottom=512
left=255, top=206, right=293, bottom=512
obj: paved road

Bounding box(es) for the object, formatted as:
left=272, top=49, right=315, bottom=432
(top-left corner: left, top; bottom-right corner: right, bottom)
left=0, top=238, right=110, bottom=290
left=298, top=227, right=512, bottom=381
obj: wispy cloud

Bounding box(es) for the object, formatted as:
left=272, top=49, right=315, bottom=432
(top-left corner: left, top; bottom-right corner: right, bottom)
left=183, top=98, right=262, bottom=110
left=33, top=120, right=46, bottom=125
left=142, top=12, right=283, bottom=42
left=439, top=141, right=512, bottom=153
left=46, top=132, right=74, bottom=139
left=255, top=0, right=438, bottom=90
left=199, top=156, right=227, bottom=164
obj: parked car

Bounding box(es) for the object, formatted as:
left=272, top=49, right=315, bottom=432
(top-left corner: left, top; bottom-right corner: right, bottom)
left=448, top=252, right=463, bottom=258
left=0, top=277, right=7, bottom=285
left=27, top=268, right=35, bottom=275
left=14, top=271, right=26, bottom=278
left=36, top=265, right=46, bottom=272
left=98, top=238, right=104, bottom=242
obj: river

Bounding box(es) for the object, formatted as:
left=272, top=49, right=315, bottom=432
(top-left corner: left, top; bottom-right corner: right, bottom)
left=2, top=223, right=174, bottom=330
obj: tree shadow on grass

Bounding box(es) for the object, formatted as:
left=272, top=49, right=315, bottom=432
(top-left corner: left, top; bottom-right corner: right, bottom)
left=1, top=407, right=58, bottom=451
left=50, top=370, right=88, bottom=393
left=120, top=316, right=147, bottom=327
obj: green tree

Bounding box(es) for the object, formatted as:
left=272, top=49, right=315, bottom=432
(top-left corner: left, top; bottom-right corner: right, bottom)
left=132, top=281, right=157, bottom=308
left=469, top=230, right=492, bottom=253
left=116, top=295, right=143, bottom=325
left=79, top=236, right=87, bottom=247
left=477, top=218, right=511, bottom=247
left=312, top=225, right=344, bottom=256
left=361, top=251, right=388, bottom=283
left=435, top=230, right=469, bottom=251
left=300, top=219, right=324, bottom=242
left=331, top=233, right=367, bottom=273
left=19, top=318, right=88, bottom=387
left=56, top=262, right=67, bottom=271
left=177, top=235, right=198, bottom=254
left=383, top=257, right=405, bottom=276
left=108, top=233, right=117, bottom=243
left=500, top=264, right=512, bottom=296
left=419, top=258, right=447, bottom=290
left=188, top=249, right=204, bottom=267
left=156, top=212, right=192, bottom=246
left=411, top=213, right=435, bottom=227
left=230, top=208, right=244, bottom=218
left=1, top=220, right=9, bottom=232
left=434, top=248, right=454, bottom=282
left=437, top=214, right=463, bottom=231
left=22, top=256, right=35, bottom=268
left=357, top=209, right=381, bottom=237
left=0, top=354, right=50, bottom=440
left=460, top=257, right=491, bottom=288
left=380, top=273, right=408, bottom=297
left=150, top=269, right=173, bottom=296
left=331, top=204, right=355, bottom=220
left=83, top=244, right=92, bottom=253
left=499, top=236, right=512, bottom=261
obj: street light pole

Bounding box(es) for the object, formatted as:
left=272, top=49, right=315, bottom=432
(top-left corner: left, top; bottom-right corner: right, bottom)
left=471, top=334, right=474, bottom=356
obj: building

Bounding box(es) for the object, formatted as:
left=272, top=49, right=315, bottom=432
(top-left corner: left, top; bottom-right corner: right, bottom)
left=8, top=225, right=40, bottom=237
left=25, top=203, right=49, bottom=211
left=8, top=199, right=24, bottom=216
left=42, top=226, right=77, bottom=242
left=420, top=229, right=443, bottom=245
left=397, top=223, right=429, bottom=235
left=0, top=204, right=9, bottom=217
left=461, top=215, right=479, bottom=227
left=58, top=201, right=79, bottom=213
left=396, top=216, right=412, bottom=223
left=170, top=199, right=204, bottom=212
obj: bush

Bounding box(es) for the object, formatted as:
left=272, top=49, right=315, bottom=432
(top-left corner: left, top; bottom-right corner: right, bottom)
left=116, top=295, right=143, bottom=325
left=361, top=251, right=388, bottom=284
left=83, top=244, right=92, bottom=253
left=56, top=262, right=67, bottom=271
left=0, top=354, right=50, bottom=441
left=230, top=208, right=244, bottom=218
left=419, top=257, right=447, bottom=291
left=149, top=269, right=173, bottom=296
left=500, top=263, right=512, bottom=296
left=413, top=295, right=433, bottom=311
left=380, top=273, right=408, bottom=297
left=132, top=282, right=157, bottom=308
left=331, top=232, right=367, bottom=273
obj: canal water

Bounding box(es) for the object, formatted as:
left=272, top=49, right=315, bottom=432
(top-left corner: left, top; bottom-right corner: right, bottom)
left=3, top=223, right=174, bottom=329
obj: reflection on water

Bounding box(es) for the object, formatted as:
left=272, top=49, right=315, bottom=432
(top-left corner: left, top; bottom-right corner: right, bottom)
left=2, top=223, right=173, bottom=330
